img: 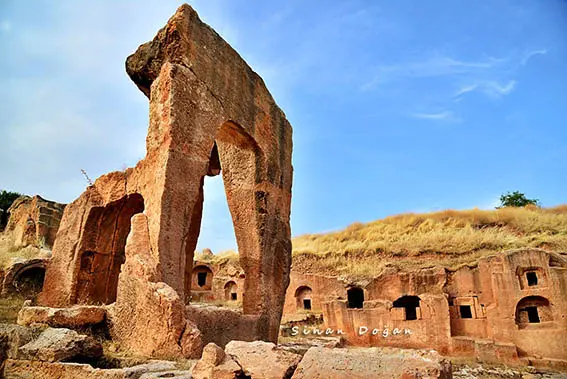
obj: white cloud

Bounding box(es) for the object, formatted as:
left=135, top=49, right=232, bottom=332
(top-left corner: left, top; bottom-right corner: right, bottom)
left=454, top=84, right=479, bottom=97
left=362, top=53, right=506, bottom=90
left=454, top=80, right=517, bottom=99
left=521, top=49, right=548, bottom=66
left=412, top=111, right=461, bottom=123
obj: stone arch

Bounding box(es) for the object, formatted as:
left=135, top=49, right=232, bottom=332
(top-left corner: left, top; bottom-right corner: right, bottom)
left=2, top=259, right=47, bottom=298
left=515, top=296, right=553, bottom=328
left=347, top=287, right=364, bottom=309
left=182, top=120, right=264, bottom=304
left=192, top=265, right=214, bottom=291
left=41, top=5, right=294, bottom=353
left=224, top=281, right=238, bottom=301
left=13, top=266, right=45, bottom=297
left=74, top=193, right=145, bottom=305
left=393, top=295, right=421, bottom=321
left=295, top=286, right=313, bottom=311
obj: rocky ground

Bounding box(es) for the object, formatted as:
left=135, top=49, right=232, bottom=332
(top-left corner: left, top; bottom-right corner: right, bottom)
left=453, top=364, right=567, bottom=379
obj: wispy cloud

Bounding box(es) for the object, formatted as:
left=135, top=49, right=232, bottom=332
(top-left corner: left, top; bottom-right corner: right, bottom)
left=521, top=49, right=547, bottom=66
left=362, top=53, right=505, bottom=90
left=412, top=111, right=461, bottom=123
left=454, top=80, right=517, bottom=99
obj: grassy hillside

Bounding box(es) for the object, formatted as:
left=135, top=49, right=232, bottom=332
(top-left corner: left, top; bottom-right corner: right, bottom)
left=292, top=205, right=567, bottom=277
left=195, top=205, right=567, bottom=277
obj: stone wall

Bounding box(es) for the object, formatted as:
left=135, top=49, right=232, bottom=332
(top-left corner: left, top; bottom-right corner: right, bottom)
left=3, top=196, right=65, bottom=249
left=318, top=249, right=567, bottom=365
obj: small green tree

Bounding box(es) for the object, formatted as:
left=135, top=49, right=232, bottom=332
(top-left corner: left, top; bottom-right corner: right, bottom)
left=0, top=190, right=23, bottom=211
left=498, top=191, right=539, bottom=208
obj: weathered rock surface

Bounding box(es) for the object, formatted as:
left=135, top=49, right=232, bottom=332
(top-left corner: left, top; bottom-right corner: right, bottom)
left=225, top=340, right=302, bottom=379
left=40, top=3, right=293, bottom=359
left=185, top=304, right=260, bottom=349
left=17, top=305, right=106, bottom=328
left=18, top=327, right=102, bottom=362
left=139, top=371, right=193, bottom=378
left=291, top=346, right=452, bottom=379
left=0, top=323, right=38, bottom=368
left=3, top=359, right=179, bottom=379
left=110, top=214, right=203, bottom=359
left=453, top=364, right=567, bottom=379
left=192, top=342, right=243, bottom=379
left=3, top=195, right=65, bottom=249
left=278, top=336, right=344, bottom=356
left=3, top=360, right=125, bottom=379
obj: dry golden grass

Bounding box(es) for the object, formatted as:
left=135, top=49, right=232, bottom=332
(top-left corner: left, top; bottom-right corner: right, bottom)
left=0, top=236, right=42, bottom=269
left=291, top=205, right=567, bottom=276
left=0, top=295, right=26, bottom=323
left=194, top=249, right=239, bottom=265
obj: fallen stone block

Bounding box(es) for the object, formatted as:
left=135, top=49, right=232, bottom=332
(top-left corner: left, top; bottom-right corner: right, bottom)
left=291, top=346, right=452, bottom=379
left=0, top=323, right=38, bottom=367
left=192, top=342, right=243, bottom=379
left=17, top=305, right=106, bottom=328
left=18, top=327, right=102, bottom=362
left=225, top=340, right=302, bottom=379
left=3, top=359, right=125, bottom=379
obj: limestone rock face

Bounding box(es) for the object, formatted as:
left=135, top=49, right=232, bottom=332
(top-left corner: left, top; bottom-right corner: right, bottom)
left=3, top=359, right=179, bottom=379
left=4, top=195, right=65, bottom=249
left=192, top=342, right=243, bottom=379
left=39, top=3, right=293, bottom=359
left=3, top=360, right=126, bottom=379
left=225, top=340, right=302, bottom=379
left=17, top=305, right=106, bottom=328
left=18, top=328, right=102, bottom=362
left=291, top=346, right=452, bottom=379
left=110, top=214, right=203, bottom=359
left=0, top=323, right=38, bottom=367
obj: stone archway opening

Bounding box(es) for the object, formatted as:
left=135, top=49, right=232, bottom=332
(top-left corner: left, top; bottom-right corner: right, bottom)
left=224, top=281, right=238, bottom=301
left=40, top=6, right=294, bottom=353
left=295, top=286, right=313, bottom=311
left=13, top=266, right=46, bottom=298
left=393, top=295, right=421, bottom=321
left=516, top=296, right=553, bottom=328
left=192, top=265, right=214, bottom=292
left=74, top=193, right=145, bottom=305
left=183, top=120, right=264, bottom=311
left=347, top=287, right=364, bottom=309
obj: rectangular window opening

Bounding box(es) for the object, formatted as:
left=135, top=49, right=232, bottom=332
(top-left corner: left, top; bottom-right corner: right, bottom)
left=526, top=306, right=540, bottom=323
left=303, top=299, right=312, bottom=310
left=197, top=272, right=207, bottom=287
left=526, top=272, right=538, bottom=286
left=405, top=306, right=417, bottom=320
left=460, top=305, right=473, bottom=319
left=230, top=292, right=237, bottom=301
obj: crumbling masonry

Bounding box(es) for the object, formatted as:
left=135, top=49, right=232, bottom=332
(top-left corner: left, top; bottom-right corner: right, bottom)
left=39, top=4, right=293, bottom=359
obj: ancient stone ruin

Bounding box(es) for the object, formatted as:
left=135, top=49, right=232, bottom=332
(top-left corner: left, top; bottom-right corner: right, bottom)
left=280, top=248, right=567, bottom=367
left=3, top=195, right=65, bottom=250
left=38, top=3, right=293, bottom=359
left=2, top=3, right=567, bottom=379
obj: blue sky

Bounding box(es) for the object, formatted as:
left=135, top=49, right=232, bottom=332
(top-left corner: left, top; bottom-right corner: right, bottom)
left=1, top=1, right=566, bottom=253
